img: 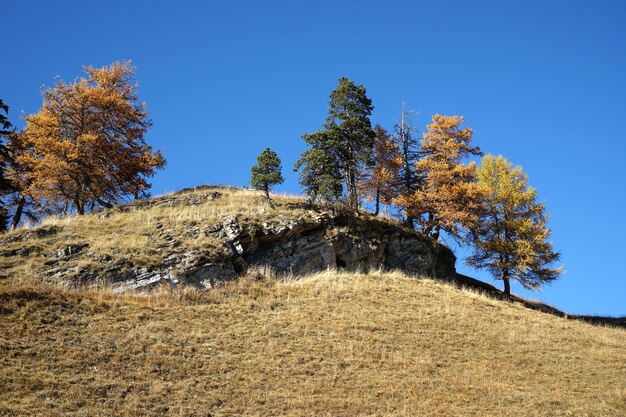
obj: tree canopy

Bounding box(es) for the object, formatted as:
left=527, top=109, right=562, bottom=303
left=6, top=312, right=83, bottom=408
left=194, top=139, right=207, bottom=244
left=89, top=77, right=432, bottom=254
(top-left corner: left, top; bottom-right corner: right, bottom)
left=360, top=125, right=400, bottom=216
left=395, top=114, right=483, bottom=241
left=251, top=147, right=284, bottom=206
left=467, top=154, right=562, bottom=295
left=297, top=77, right=375, bottom=209
left=294, top=147, right=342, bottom=203
left=3, top=68, right=564, bottom=299
left=2, top=130, right=48, bottom=229
left=19, top=61, right=165, bottom=216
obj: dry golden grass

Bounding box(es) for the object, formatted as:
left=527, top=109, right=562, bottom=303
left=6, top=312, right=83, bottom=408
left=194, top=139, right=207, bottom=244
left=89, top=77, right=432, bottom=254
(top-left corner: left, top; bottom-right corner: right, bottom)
left=1, top=270, right=624, bottom=416
left=0, top=187, right=315, bottom=281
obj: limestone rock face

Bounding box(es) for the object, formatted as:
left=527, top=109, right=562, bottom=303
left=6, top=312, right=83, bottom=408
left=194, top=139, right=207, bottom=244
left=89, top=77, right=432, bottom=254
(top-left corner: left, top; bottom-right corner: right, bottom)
left=1, top=204, right=457, bottom=292
left=208, top=213, right=458, bottom=286
left=244, top=227, right=336, bottom=275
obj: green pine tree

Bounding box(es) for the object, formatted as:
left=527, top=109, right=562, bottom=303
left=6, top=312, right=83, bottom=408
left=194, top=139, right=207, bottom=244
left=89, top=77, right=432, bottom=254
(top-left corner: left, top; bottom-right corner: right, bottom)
left=251, top=148, right=284, bottom=207
left=297, top=77, right=375, bottom=209
left=293, top=147, right=342, bottom=203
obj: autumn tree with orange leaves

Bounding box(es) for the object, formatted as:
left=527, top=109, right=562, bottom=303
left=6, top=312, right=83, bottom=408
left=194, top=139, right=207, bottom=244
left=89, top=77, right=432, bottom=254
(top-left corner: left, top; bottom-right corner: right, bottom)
left=19, top=61, right=165, bottom=218
left=396, top=114, right=483, bottom=241
left=360, top=125, right=401, bottom=216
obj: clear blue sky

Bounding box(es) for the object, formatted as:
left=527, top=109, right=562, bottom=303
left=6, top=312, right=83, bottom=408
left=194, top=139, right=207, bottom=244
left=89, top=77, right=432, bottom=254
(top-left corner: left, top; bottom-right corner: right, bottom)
left=3, top=0, right=625, bottom=316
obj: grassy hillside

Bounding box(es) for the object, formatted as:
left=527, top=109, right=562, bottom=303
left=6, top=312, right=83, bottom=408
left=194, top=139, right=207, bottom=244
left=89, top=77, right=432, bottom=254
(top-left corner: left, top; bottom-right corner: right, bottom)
left=1, top=270, right=624, bottom=417
left=0, top=187, right=315, bottom=285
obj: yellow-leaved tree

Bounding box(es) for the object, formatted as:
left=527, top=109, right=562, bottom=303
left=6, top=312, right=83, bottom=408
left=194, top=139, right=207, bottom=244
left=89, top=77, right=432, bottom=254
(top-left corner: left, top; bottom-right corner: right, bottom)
left=395, top=114, right=484, bottom=241
left=18, top=61, right=165, bottom=218
left=467, top=154, right=562, bottom=295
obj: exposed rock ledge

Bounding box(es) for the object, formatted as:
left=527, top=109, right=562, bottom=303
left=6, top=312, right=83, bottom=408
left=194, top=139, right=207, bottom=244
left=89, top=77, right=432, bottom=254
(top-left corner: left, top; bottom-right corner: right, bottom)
left=118, top=212, right=455, bottom=292
left=30, top=211, right=457, bottom=292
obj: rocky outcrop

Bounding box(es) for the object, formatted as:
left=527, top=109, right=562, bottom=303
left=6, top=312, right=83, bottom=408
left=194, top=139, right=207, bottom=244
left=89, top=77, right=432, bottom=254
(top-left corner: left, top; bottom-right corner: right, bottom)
left=1, top=204, right=457, bottom=292
left=98, top=211, right=458, bottom=292
left=238, top=214, right=457, bottom=279
left=5, top=187, right=623, bottom=329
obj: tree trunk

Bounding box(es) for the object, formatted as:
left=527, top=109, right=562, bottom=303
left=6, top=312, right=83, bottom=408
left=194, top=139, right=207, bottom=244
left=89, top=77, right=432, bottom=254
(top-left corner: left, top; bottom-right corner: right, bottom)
left=0, top=207, right=7, bottom=232
left=374, top=186, right=380, bottom=216
left=73, top=186, right=85, bottom=215
left=347, top=169, right=358, bottom=210
left=74, top=199, right=85, bottom=215
left=502, top=270, right=511, bottom=296
left=405, top=215, right=414, bottom=229
left=10, top=195, right=26, bottom=230
left=264, top=186, right=275, bottom=209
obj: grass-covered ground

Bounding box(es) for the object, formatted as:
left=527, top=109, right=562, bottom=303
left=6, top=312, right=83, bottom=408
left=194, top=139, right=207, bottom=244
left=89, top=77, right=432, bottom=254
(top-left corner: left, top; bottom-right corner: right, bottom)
left=0, top=187, right=320, bottom=284
left=1, top=270, right=624, bottom=416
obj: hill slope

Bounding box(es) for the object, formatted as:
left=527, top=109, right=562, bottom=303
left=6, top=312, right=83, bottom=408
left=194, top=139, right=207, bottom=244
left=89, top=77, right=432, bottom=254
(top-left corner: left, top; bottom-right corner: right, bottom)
left=0, top=186, right=456, bottom=291
left=1, top=185, right=622, bottom=327
left=1, top=186, right=625, bottom=415
left=1, top=270, right=625, bottom=416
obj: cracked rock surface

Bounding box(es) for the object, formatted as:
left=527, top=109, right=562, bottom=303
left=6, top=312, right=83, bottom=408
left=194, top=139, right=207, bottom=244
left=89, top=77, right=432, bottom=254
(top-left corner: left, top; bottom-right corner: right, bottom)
left=0, top=188, right=457, bottom=291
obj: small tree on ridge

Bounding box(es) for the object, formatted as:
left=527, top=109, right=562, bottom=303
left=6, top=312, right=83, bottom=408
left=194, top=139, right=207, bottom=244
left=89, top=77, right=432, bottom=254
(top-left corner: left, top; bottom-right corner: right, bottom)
left=251, top=147, right=284, bottom=207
